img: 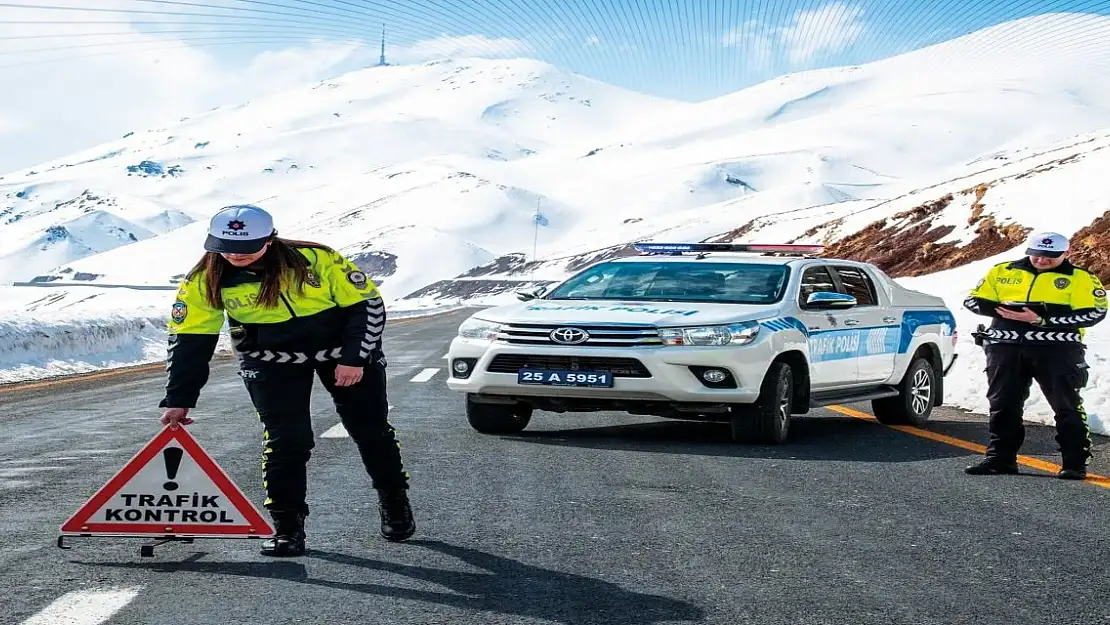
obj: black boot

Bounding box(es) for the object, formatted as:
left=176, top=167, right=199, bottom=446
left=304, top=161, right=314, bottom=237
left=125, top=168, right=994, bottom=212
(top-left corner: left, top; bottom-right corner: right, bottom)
left=261, top=512, right=306, bottom=557
left=378, top=489, right=415, bottom=542
left=1058, top=467, right=1087, bottom=480
left=965, top=458, right=1019, bottom=475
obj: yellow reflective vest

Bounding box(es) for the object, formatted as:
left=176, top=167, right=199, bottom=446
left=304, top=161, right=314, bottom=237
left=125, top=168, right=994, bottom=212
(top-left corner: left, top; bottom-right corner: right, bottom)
left=160, top=244, right=386, bottom=408
left=963, top=257, right=1106, bottom=344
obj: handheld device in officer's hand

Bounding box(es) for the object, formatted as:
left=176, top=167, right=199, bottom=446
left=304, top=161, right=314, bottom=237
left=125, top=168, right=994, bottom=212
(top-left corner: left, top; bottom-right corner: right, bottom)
left=999, top=301, right=1048, bottom=316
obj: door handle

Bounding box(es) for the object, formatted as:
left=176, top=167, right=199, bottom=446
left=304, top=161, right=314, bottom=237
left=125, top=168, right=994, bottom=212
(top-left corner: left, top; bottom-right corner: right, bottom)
left=844, top=319, right=859, bottom=326
left=883, top=316, right=896, bottom=323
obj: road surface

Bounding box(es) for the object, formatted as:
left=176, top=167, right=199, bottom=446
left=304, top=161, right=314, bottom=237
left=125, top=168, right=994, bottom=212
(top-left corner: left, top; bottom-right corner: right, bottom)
left=3, top=308, right=1109, bottom=625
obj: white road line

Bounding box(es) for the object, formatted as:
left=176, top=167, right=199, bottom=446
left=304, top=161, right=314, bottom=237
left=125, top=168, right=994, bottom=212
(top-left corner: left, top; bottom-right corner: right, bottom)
left=410, top=367, right=440, bottom=383
left=20, top=586, right=142, bottom=625
left=321, top=405, right=393, bottom=439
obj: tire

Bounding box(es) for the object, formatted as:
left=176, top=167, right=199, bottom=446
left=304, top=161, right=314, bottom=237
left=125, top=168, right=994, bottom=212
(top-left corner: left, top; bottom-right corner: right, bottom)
left=465, top=395, right=532, bottom=434
left=730, top=361, right=792, bottom=444
left=872, top=355, right=935, bottom=426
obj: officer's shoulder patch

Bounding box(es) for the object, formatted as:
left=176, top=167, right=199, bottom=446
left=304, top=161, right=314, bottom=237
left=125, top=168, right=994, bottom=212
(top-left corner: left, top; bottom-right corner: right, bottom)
left=347, top=270, right=368, bottom=288
left=1094, top=288, right=1106, bottom=298
left=171, top=300, right=187, bottom=323
left=305, top=270, right=321, bottom=288
left=975, top=278, right=985, bottom=290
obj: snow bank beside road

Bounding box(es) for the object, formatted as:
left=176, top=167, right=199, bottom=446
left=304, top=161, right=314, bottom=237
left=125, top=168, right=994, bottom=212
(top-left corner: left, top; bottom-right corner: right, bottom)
left=897, top=254, right=1110, bottom=437
left=0, top=288, right=466, bottom=384
left=0, top=311, right=183, bottom=384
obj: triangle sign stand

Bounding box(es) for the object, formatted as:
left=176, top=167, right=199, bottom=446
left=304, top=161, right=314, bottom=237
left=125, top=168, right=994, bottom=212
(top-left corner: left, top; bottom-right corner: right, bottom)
left=59, top=424, right=274, bottom=556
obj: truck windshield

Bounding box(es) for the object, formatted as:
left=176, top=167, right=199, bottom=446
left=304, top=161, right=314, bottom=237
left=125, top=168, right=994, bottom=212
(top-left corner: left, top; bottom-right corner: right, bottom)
left=544, top=261, right=789, bottom=304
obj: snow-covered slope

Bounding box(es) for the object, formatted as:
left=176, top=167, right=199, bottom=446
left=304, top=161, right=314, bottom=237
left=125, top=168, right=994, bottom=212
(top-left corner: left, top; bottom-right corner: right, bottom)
left=419, top=127, right=1110, bottom=302
left=0, top=57, right=679, bottom=289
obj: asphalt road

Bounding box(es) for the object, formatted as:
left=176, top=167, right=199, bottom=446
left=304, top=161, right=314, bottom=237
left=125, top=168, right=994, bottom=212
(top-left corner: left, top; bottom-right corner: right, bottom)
left=3, top=308, right=1110, bottom=625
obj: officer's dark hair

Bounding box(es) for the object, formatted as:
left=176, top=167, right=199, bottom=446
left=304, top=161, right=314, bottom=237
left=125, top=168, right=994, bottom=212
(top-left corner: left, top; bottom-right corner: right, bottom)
left=187, top=236, right=335, bottom=309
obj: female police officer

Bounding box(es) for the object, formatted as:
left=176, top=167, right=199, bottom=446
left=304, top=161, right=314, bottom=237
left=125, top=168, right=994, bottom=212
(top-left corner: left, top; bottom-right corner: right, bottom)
left=157, top=204, right=415, bottom=556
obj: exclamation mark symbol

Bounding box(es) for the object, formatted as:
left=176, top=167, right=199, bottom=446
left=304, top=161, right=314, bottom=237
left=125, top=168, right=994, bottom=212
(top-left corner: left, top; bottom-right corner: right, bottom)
left=163, top=447, right=183, bottom=491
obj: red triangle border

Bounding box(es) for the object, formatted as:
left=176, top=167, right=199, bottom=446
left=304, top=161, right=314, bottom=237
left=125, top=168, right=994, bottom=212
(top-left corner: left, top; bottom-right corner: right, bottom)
left=60, top=425, right=274, bottom=537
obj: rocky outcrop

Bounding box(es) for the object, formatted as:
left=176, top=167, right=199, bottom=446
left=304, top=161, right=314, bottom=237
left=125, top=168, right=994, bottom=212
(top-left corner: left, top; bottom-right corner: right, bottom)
left=402, top=279, right=557, bottom=300
left=817, top=188, right=1030, bottom=278
left=458, top=253, right=544, bottom=278
left=1066, top=210, right=1110, bottom=284
left=346, top=250, right=398, bottom=279
left=704, top=220, right=758, bottom=244
left=564, top=243, right=639, bottom=271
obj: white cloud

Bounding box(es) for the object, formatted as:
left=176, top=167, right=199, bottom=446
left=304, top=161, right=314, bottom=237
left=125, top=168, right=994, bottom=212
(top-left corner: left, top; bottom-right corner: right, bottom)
left=0, top=2, right=531, bottom=174
left=779, top=2, right=866, bottom=64
left=0, top=113, right=24, bottom=135
left=0, top=0, right=371, bottom=174
left=389, top=34, right=532, bottom=64
left=585, top=35, right=601, bottom=47
left=721, top=20, right=777, bottom=65
left=723, top=2, right=866, bottom=66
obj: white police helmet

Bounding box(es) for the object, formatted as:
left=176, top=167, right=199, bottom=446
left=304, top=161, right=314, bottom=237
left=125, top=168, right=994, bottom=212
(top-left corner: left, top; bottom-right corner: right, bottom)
left=204, top=205, right=275, bottom=254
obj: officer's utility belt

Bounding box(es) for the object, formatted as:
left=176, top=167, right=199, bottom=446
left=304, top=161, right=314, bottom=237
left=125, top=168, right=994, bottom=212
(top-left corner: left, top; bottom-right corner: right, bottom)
left=240, top=347, right=344, bottom=364
left=972, top=326, right=1081, bottom=345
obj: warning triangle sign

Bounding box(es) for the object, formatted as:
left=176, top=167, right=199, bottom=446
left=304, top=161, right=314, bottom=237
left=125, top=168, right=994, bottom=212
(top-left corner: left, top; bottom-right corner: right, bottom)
left=60, top=425, right=274, bottom=538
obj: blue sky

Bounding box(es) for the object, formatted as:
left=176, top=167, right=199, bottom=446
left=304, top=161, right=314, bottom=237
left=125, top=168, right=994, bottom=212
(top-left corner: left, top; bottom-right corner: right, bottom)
left=0, top=0, right=1107, bottom=171
left=131, top=0, right=1110, bottom=101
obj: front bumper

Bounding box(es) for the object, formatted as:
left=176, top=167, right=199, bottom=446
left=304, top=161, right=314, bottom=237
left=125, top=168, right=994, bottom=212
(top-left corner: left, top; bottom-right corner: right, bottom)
left=444, top=336, right=775, bottom=404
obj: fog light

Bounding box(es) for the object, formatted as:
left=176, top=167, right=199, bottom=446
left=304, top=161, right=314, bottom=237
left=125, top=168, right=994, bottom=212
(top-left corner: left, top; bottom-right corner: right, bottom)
left=453, top=360, right=470, bottom=374
left=701, top=369, right=727, bottom=383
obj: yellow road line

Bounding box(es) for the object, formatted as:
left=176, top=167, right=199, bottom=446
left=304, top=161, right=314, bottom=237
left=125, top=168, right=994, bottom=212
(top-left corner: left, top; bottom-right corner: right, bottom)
left=827, top=404, right=1110, bottom=490
left=0, top=314, right=436, bottom=394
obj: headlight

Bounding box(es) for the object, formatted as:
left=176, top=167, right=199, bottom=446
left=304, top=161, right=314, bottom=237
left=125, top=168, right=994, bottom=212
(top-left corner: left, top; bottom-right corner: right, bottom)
left=457, top=317, right=502, bottom=340
left=657, top=322, right=760, bottom=346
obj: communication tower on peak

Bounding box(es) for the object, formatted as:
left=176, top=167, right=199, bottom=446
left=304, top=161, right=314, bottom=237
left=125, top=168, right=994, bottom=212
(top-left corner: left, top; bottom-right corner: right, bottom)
left=378, top=23, right=388, bottom=66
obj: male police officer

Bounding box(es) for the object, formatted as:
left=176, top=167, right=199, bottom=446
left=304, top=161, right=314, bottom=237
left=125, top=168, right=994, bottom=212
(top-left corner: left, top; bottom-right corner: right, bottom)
left=963, top=231, right=1106, bottom=479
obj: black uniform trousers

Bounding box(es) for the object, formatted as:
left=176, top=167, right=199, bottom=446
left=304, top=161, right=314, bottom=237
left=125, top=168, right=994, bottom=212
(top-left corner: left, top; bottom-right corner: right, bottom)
left=238, top=355, right=409, bottom=517
left=983, top=341, right=1092, bottom=469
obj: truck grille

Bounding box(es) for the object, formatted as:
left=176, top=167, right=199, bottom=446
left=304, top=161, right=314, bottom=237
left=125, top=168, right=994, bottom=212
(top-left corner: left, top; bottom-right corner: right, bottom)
left=496, top=323, right=662, bottom=347
left=487, top=354, right=652, bottom=378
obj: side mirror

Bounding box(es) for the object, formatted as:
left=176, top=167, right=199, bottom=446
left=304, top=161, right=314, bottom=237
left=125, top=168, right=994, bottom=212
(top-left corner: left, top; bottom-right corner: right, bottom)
left=515, top=286, right=547, bottom=301
left=806, top=291, right=857, bottom=309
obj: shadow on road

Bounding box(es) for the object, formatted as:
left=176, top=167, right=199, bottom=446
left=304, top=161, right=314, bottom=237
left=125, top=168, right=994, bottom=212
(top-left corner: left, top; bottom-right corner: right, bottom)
left=72, top=539, right=705, bottom=624
left=502, top=415, right=976, bottom=462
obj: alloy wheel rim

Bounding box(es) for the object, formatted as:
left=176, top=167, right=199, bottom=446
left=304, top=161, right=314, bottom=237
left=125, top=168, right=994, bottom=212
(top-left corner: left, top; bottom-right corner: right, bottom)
left=778, top=377, right=790, bottom=430
left=910, top=367, right=932, bottom=415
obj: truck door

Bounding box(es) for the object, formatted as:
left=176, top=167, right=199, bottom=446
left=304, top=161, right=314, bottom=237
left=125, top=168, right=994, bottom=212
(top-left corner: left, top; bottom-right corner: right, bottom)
left=795, top=264, right=859, bottom=390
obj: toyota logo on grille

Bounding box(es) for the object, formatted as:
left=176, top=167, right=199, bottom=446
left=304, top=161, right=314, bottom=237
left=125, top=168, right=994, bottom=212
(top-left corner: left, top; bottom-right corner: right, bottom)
left=550, top=327, right=589, bottom=344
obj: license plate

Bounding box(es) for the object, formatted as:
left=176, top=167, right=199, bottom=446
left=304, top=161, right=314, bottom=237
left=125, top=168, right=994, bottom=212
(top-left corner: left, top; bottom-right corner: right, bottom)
left=517, top=368, right=614, bottom=387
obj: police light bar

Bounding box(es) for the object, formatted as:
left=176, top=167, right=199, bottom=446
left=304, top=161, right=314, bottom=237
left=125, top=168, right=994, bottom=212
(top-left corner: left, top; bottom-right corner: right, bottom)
left=633, top=242, right=825, bottom=255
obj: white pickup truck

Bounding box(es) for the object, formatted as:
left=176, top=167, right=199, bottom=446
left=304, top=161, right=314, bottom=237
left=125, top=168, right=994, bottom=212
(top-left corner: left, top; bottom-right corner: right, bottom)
left=445, top=242, right=958, bottom=444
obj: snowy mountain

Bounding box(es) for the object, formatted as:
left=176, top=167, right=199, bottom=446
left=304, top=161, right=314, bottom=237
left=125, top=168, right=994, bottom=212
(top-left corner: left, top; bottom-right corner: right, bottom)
left=409, top=128, right=1110, bottom=302
left=4, top=14, right=1110, bottom=301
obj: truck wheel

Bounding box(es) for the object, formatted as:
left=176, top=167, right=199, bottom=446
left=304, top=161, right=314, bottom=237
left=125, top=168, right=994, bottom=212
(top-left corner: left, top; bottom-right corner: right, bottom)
left=872, top=355, right=935, bottom=426
left=730, top=361, right=792, bottom=444
left=465, top=395, right=532, bottom=434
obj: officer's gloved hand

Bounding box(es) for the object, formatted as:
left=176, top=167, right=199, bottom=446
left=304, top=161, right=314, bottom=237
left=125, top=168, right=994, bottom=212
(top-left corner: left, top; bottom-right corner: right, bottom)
left=160, top=407, right=194, bottom=428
